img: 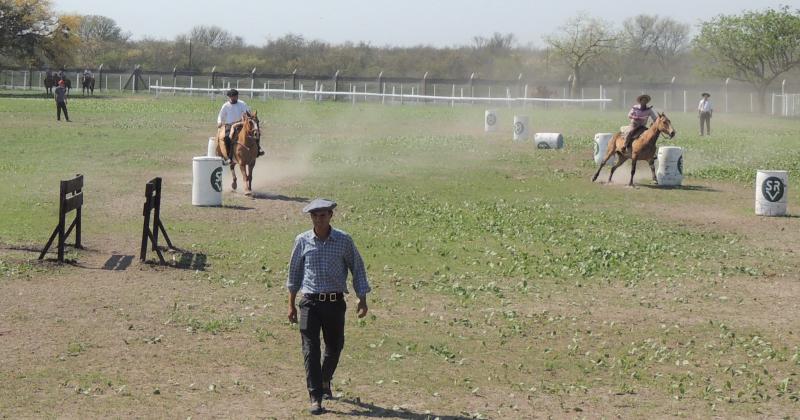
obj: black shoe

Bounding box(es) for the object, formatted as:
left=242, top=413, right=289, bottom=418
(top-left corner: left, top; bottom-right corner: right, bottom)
left=322, top=381, right=333, bottom=400
left=309, top=399, right=324, bottom=415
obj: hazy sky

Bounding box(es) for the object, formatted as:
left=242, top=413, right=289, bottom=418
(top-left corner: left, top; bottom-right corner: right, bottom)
left=53, top=0, right=796, bottom=47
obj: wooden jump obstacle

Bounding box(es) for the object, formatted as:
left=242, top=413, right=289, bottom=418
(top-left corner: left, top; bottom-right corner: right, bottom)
left=140, top=177, right=176, bottom=264
left=39, top=174, right=84, bottom=262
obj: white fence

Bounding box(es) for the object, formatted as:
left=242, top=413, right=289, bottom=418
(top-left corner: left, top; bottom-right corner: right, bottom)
left=773, top=94, right=800, bottom=117
left=150, top=83, right=613, bottom=108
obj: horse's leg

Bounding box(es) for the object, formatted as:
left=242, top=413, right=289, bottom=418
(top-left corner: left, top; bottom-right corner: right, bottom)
left=230, top=163, right=237, bottom=190
left=592, top=138, right=621, bottom=182
left=241, top=163, right=251, bottom=196
left=628, top=159, right=638, bottom=187
left=649, top=160, right=658, bottom=184
left=607, top=153, right=628, bottom=183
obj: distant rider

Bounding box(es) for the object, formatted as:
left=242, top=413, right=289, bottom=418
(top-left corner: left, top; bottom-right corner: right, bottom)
left=624, top=94, right=657, bottom=154
left=217, top=88, right=264, bottom=161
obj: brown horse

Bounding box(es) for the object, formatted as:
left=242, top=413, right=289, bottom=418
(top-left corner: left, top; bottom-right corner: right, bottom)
left=591, top=112, right=676, bottom=187
left=216, top=111, right=261, bottom=196
left=81, top=75, right=95, bottom=96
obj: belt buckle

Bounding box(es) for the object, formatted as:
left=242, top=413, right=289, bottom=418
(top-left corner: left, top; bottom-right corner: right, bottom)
left=329, top=293, right=337, bottom=302
left=318, top=293, right=326, bottom=302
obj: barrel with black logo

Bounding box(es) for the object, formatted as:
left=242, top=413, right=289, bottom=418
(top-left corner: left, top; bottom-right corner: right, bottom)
left=485, top=109, right=497, bottom=133
left=512, top=115, right=529, bottom=141
left=755, top=170, right=788, bottom=216
left=534, top=133, right=564, bottom=149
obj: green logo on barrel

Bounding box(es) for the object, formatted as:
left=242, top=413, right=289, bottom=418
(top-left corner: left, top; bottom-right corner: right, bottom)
left=486, top=113, right=496, bottom=126
left=211, top=167, right=223, bottom=192
left=593, top=141, right=599, bottom=155
left=677, top=156, right=683, bottom=175
left=762, top=176, right=784, bottom=202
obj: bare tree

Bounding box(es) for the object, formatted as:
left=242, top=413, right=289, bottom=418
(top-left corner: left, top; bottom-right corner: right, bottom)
left=544, top=13, right=616, bottom=97
left=76, top=15, right=129, bottom=67
left=622, top=15, right=689, bottom=69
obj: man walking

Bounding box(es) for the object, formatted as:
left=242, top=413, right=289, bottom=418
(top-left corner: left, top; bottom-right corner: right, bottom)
left=287, top=198, right=370, bottom=415
left=698, top=92, right=713, bottom=136
left=54, top=80, right=70, bottom=122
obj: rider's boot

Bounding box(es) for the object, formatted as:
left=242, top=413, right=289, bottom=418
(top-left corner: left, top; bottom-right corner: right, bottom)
left=624, top=133, right=634, bottom=154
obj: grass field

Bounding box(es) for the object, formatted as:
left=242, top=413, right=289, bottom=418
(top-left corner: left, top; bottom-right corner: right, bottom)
left=1, top=90, right=799, bottom=418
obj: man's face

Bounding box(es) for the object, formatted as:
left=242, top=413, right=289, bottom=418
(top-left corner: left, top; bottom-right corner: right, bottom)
left=229, top=95, right=238, bottom=104
left=310, top=210, right=333, bottom=230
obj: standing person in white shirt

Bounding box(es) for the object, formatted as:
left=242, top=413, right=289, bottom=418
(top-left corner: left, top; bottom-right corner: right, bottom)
left=217, top=89, right=264, bottom=160
left=698, top=92, right=713, bottom=136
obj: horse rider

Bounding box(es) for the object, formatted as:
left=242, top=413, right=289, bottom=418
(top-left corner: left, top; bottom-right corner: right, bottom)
left=83, top=68, right=93, bottom=79
left=624, top=94, right=658, bottom=154
left=217, top=88, right=264, bottom=161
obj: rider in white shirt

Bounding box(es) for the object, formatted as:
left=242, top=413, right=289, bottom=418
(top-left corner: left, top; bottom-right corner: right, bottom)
left=217, top=89, right=263, bottom=159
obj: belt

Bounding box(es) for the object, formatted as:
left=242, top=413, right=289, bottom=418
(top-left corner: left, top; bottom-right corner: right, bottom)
left=304, top=292, right=344, bottom=302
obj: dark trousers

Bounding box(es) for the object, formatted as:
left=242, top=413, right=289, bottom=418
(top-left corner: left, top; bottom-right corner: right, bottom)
left=699, top=112, right=711, bottom=135
left=299, top=297, right=346, bottom=401
left=56, top=102, right=69, bottom=121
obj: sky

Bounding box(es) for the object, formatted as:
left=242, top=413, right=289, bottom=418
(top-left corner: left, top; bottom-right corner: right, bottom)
left=53, top=0, right=797, bottom=47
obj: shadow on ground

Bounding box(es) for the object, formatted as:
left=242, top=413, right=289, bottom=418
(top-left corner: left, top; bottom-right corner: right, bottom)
left=638, top=183, right=720, bottom=192
left=250, top=192, right=308, bottom=202
left=324, top=397, right=471, bottom=419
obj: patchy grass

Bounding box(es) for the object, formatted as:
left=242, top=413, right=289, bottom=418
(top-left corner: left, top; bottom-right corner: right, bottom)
left=1, top=93, right=799, bottom=417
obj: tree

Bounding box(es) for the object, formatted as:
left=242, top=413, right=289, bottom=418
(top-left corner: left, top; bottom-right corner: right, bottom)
left=694, top=6, right=800, bottom=112
left=75, top=15, right=129, bottom=67
left=0, top=0, right=61, bottom=65
left=544, top=13, right=616, bottom=97
left=621, top=15, right=689, bottom=69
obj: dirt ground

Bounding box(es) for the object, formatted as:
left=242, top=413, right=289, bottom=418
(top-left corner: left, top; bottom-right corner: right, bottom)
left=2, top=157, right=800, bottom=418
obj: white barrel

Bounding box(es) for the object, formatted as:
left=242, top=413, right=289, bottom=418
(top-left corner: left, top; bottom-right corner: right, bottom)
left=593, top=133, right=615, bottom=165
left=755, top=170, right=788, bottom=216
left=512, top=115, right=530, bottom=141
left=656, top=146, right=684, bottom=186
left=207, top=137, right=217, bottom=157
left=484, top=109, right=497, bottom=132
left=192, top=156, right=223, bottom=206
left=534, top=133, right=564, bottom=149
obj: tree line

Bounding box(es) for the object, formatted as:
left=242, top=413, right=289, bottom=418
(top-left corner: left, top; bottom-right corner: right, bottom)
left=1, top=1, right=798, bottom=111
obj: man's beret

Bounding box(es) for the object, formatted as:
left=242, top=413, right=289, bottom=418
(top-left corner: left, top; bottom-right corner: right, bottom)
left=303, top=198, right=337, bottom=213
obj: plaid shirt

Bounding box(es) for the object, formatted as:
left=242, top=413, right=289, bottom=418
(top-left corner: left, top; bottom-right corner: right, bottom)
left=287, top=228, right=371, bottom=297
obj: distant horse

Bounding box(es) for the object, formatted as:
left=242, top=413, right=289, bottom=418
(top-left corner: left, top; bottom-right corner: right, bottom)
left=44, top=73, right=55, bottom=95
left=81, top=75, right=95, bottom=96
left=591, top=112, right=677, bottom=187
left=216, top=111, right=261, bottom=196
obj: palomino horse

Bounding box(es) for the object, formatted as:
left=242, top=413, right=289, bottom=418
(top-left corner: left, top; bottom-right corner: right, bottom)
left=81, top=76, right=95, bottom=96
left=216, top=111, right=261, bottom=196
left=591, top=112, right=676, bottom=187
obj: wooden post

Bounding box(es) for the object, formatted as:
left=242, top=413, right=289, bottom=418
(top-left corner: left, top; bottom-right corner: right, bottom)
left=39, top=175, right=83, bottom=263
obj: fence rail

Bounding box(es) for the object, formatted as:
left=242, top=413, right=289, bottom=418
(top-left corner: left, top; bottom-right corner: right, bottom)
left=1, top=67, right=797, bottom=115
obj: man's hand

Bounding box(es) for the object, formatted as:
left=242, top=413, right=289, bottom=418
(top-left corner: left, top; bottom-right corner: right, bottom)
left=356, top=298, right=368, bottom=318
left=288, top=305, right=297, bottom=323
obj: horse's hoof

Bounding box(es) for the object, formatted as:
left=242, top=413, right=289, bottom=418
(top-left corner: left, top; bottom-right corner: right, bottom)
left=244, top=191, right=253, bottom=197
left=231, top=181, right=237, bottom=190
